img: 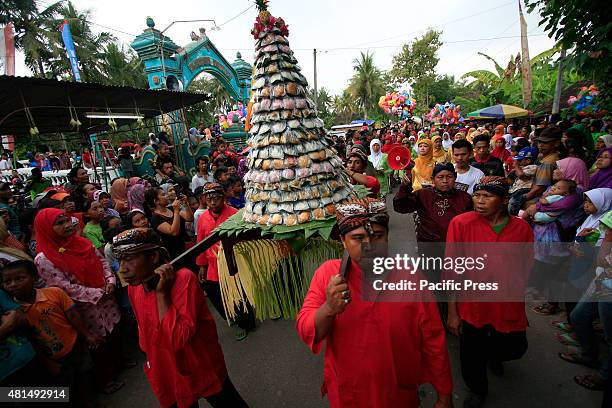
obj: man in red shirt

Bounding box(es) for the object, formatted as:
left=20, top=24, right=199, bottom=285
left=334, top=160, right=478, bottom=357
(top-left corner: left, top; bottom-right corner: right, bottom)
left=446, top=176, right=533, bottom=408
left=297, top=198, right=452, bottom=408
left=196, top=182, right=255, bottom=340
left=345, top=146, right=380, bottom=197
left=113, top=228, right=248, bottom=407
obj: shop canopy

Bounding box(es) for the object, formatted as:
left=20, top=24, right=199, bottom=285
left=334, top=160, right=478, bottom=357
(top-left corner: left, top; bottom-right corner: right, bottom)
left=466, top=104, right=529, bottom=120
left=0, top=75, right=211, bottom=135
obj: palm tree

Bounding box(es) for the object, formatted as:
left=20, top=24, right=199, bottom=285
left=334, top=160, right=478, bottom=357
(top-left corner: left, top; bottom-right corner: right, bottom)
left=45, top=1, right=114, bottom=81
left=0, top=0, right=64, bottom=77
left=99, top=43, right=146, bottom=88
left=349, top=51, right=385, bottom=119
left=332, top=89, right=357, bottom=124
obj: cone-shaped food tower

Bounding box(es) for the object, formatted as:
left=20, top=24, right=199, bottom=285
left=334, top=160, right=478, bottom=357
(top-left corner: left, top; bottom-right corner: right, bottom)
left=242, top=6, right=354, bottom=226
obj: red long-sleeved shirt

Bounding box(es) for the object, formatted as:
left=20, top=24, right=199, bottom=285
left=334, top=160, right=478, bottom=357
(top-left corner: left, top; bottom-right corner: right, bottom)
left=445, top=211, right=534, bottom=333
left=195, top=205, right=237, bottom=281
left=296, top=259, right=452, bottom=408
left=129, top=268, right=228, bottom=408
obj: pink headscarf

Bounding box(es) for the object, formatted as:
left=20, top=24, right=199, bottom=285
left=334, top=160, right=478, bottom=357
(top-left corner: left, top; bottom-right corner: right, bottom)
left=557, top=157, right=589, bottom=191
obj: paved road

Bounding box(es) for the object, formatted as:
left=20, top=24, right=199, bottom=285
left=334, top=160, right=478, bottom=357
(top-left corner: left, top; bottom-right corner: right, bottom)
left=96, top=192, right=603, bottom=407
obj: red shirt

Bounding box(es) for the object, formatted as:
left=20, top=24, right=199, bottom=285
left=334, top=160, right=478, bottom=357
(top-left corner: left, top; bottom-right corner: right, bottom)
left=296, top=260, right=452, bottom=408
left=445, top=211, right=534, bottom=333
left=195, top=205, right=237, bottom=281
left=129, top=269, right=227, bottom=408
left=81, top=152, right=92, bottom=166
left=351, top=176, right=380, bottom=197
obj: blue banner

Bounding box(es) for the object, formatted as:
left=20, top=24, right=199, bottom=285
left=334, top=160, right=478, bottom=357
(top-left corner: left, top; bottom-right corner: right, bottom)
left=60, top=21, right=81, bottom=82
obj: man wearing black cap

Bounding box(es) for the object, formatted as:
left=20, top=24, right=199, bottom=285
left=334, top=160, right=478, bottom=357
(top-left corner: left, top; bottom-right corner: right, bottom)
left=394, top=162, right=473, bottom=243
left=446, top=176, right=533, bottom=408
left=522, top=127, right=561, bottom=203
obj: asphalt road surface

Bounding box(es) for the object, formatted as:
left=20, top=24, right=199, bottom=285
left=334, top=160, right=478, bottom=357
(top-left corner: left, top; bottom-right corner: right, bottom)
left=96, top=192, right=603, bottom=408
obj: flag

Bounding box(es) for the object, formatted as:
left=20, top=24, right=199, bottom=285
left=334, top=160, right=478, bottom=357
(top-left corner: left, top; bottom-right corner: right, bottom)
left=519, top=1, right=532, bottom=108
left=59, top=20, right=82, bottom=82
left=0, top=23, right=15, bottom=76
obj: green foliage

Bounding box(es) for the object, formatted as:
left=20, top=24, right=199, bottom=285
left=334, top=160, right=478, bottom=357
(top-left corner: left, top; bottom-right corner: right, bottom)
left=390, top=29, right=443, bottom=107
left=1, top=0, right=146, bottom=87
left=183, top=76, right=233, bottom=126
left=348, top=51, right=386, bottom=119
left=525, top=0, right=612, bottom=106
left=461, top=48, right=585, bottom=110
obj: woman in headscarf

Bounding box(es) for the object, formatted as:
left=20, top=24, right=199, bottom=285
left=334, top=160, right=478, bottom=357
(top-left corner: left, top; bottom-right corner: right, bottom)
left=33, top=208, right=123, bottom=394
left=555, top=157, right=590, bottom=191
left=128, top=183, right=146, bottom=212
left=589, top=147, right=612, bottom=190
left=491, top=135, right=511, bottom=164
left=411, top=138, right=435, bottom=191
left=465, top=128, right=477, bottom=143
left=442, top=132, right=454, bottom=151
left=368, top=139, right=392, bottom=197
left=110, top=178, right=129, bottom=215
left=431, top=135, right=452, bottom=164
left=590, top=134, right=612, bottom=168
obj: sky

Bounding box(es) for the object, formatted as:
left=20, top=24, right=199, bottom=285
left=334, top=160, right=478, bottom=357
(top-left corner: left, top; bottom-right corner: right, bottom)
left=17, top=0, right=557, bottom=95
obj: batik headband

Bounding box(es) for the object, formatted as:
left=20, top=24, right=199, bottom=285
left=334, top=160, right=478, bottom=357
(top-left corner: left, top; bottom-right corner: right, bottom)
left=203, top=182, right=224, bottom=197
left=112, top=228, right=164, bottom=259
left=473, top=176, right=509, bottom=198
left=336, top=198, right=389, bottom=236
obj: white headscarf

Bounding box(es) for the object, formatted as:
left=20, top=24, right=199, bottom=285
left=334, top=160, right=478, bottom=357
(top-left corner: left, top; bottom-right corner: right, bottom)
left=442, top=132, right=453, bottom=150
left=369, top=138, right=383, bottom=169
left=578, top=187, right=612, bottom=245
left=599, top=134, right=612, bottom=148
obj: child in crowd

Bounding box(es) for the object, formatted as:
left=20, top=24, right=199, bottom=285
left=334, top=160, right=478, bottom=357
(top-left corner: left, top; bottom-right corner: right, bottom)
left=505, top=144, right=522, bottom=174
left=225, top=175, right=245, bottom=209
left=92, top=190, right=120, bottom=218
left=509, top=147, right=538, bottom=215
left=82, top=200, right=106, bottom=249
left=2, top=260, right=101, bottom=405
left=127, top=209, right=149, bottom=229
left=523, top=179, right=577, bottom=222
left=0, top=287, right=40, bottom=387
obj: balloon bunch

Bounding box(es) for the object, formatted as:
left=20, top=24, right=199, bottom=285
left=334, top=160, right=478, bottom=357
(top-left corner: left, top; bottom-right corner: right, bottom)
left=378, top=91, right=416, bottom=119
left=567, top=85, right=606, bottom=117
left=426, top=102, right=463, bottom=124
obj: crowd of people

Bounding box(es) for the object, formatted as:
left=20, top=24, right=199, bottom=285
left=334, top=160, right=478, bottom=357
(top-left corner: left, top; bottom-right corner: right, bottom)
left=0, top=115, right=611, bottom=407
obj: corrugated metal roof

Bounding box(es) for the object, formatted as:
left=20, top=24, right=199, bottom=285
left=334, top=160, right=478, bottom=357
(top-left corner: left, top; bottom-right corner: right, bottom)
left=0, top=75, right=211, bottom=135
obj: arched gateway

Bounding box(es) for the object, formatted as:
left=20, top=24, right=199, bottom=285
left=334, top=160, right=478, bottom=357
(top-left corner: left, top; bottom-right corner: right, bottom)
left=130, top=17, right=251, bottom=175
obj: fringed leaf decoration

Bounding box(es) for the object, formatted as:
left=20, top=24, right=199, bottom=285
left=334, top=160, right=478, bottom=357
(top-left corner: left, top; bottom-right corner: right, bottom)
left=217, top=237, right=342, bottom=321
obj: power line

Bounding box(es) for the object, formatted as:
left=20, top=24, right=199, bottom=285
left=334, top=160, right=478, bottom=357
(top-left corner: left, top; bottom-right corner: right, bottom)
left=218, top=4, right=255, bottom=28
left=345, top=0, right=516, bottom=49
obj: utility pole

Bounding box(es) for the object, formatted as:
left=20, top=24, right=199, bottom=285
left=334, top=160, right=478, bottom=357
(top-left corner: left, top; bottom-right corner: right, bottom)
left=313, top=48, right=318, bottom=113
left=552, top=48, right=566, bottom=115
